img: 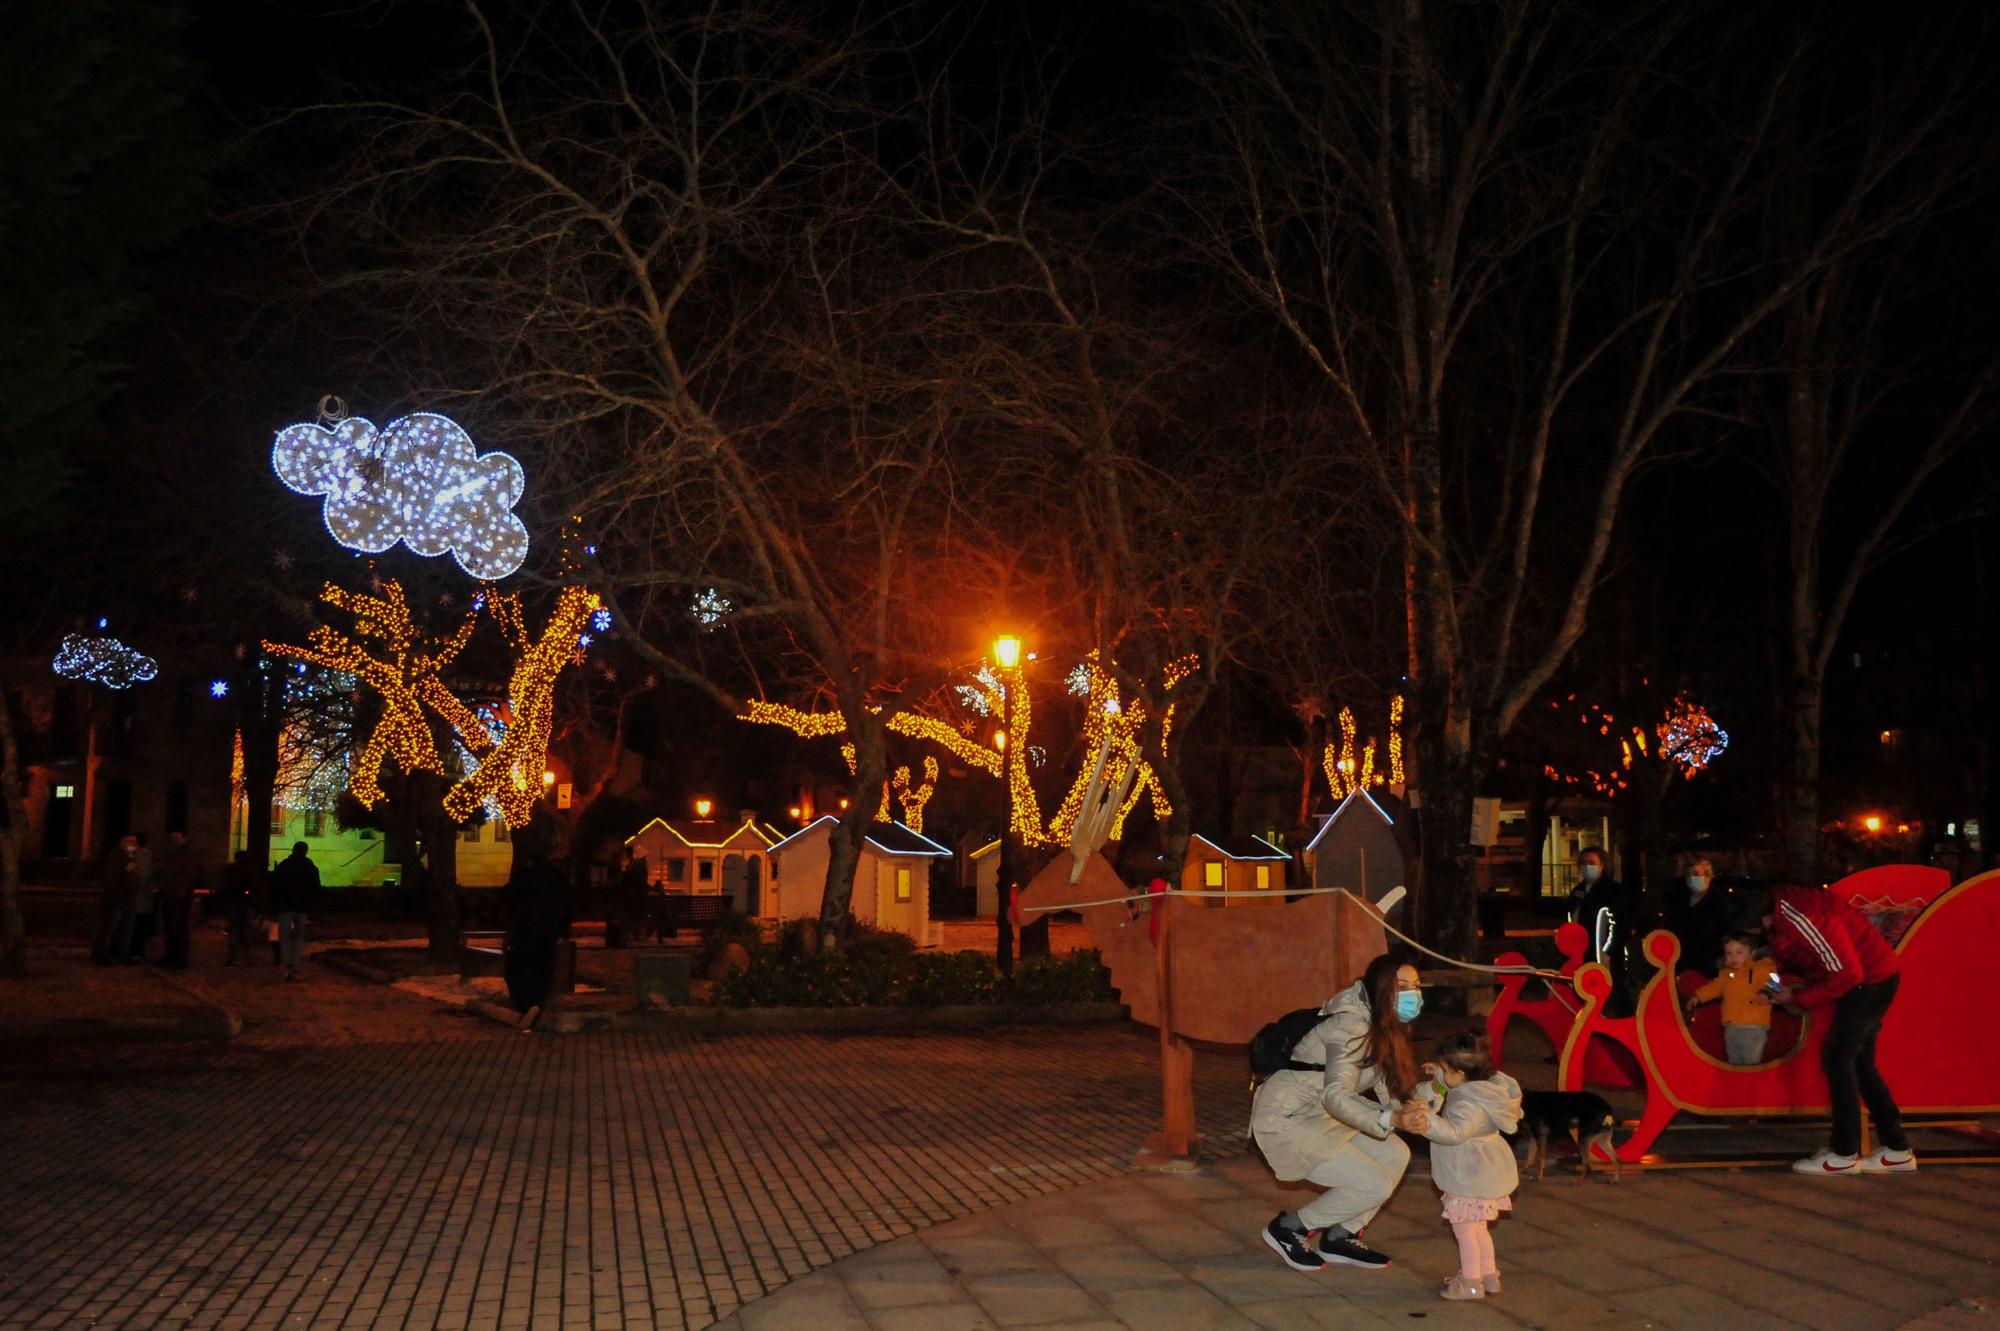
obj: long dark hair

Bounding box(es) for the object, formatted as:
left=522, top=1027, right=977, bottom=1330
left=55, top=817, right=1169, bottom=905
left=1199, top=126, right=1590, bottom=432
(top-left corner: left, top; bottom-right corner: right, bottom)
left=1359, top=951, right=1418, bottom=1100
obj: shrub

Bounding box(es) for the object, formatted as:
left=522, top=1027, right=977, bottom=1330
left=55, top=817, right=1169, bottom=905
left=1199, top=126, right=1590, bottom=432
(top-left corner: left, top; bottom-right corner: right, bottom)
left=694, top=909, right=766, bottom=977
left=715, top=952, right=854, bottom=1007
left=903, top=950, right=1001, bottom=1006
left=1004, top=949, right=1116, bottom=1005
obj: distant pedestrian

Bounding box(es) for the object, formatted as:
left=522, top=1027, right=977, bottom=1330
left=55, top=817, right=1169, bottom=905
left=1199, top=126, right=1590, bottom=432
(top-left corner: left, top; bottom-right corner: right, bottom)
left=1417, top=1031, right=1523, bottom=1301
left=216, top=850, right=257, bottom=966
left=605, top=847, right=647, bottom=949
left=1567, top=848, right=1638, bottom=1015
left=1750, top=885, right=1916, bottom=1175
left=503, top=825, right=571, bottom=1028
left=156, top=831, right=199, bottom=970
left=1665, top=855, right=1734, bottom=972
left=268, top=841, right=319, bottom=981
left=128, top=832, right=158, bottom=961
left=95, top=833, right=141, bottom=965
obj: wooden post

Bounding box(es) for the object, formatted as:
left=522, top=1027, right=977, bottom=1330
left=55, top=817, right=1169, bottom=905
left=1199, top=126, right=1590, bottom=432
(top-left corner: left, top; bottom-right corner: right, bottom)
left=1136, top=889, right=1201, bottom=1169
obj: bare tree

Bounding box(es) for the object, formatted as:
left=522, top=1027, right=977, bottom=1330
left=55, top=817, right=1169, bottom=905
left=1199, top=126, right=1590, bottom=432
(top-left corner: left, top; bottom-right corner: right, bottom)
left=1181, top=0, right=1980, bottom=956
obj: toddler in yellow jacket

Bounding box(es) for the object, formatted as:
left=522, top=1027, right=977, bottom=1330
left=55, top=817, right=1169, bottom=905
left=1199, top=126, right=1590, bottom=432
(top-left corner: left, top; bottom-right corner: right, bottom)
left=1684, top=933, right=1777, bottom=1064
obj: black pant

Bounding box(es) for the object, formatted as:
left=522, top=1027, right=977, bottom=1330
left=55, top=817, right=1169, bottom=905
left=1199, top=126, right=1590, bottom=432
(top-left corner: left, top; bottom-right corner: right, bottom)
left=504, top=929, right=558, bottom=1013
left=1823, top=975, right=1909, bottom=1157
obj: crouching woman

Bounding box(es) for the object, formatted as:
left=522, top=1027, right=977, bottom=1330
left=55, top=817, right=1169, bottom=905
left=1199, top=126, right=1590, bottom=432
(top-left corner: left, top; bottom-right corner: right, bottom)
left=1252, top=952, right=1429, bottom=1273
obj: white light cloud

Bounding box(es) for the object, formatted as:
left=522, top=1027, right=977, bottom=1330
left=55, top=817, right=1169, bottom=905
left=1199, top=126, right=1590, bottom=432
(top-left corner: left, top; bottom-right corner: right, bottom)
left=272, top=412, right=530, bottom=579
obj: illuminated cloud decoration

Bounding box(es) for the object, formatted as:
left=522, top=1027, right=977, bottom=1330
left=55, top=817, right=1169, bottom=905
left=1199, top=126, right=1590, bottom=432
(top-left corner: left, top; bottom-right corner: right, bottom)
left=54, top=632, right=158, bottom=689
left=272, top=411, right=529, bottom=579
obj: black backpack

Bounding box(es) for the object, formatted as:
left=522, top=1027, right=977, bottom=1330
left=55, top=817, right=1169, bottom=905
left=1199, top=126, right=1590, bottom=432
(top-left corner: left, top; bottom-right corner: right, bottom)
left=1248, top=1007, right=1328, bottom=1085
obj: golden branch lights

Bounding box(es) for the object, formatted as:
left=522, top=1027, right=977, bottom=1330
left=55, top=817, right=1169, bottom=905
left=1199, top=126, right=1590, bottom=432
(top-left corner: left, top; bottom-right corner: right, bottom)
left=1319, top=696, right=1403, bottom=799
left=264, top=581, right=477, bottom=809
left=442, top=586, right=599, bottom=825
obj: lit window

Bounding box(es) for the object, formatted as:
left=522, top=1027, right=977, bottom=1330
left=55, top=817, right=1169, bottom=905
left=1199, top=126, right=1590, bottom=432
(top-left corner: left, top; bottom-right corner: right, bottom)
left=896, top=867, right=912, bottom=902
left=54, top=784, right=75, bottom=799
left=305, top=809, right=325, bottom=838
left=1203, top=861, right=1224, bottom=888
left=1256, top=864, right=1272, bottom=890
left=269, top=805, right=287, bottom=835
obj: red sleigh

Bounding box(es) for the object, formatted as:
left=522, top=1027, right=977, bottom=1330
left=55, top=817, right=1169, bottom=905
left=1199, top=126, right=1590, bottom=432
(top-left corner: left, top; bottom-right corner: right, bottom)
left=1491, top=865, right=1997, bottom=1163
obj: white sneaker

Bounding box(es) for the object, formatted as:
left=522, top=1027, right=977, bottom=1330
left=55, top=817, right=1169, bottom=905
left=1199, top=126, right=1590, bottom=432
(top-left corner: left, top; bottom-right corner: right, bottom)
left=1792, top=1149, right=1862, bottom=1176
left=1858, top=1147, right=1917, bottom=1174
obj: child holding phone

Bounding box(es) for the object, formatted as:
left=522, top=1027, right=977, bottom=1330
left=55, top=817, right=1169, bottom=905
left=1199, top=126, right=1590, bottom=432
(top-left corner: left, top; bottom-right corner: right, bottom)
left=1684, top=932, right=1778, bottom=1064
left=1419, top=1031, right=1522, bottom=1301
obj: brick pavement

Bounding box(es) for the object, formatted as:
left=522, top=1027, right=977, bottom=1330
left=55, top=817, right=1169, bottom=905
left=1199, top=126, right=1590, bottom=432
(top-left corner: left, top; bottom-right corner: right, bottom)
left=0, top=1025, right=1249, bottom=1330
left=715, top=1153, right=2000, bottom=1331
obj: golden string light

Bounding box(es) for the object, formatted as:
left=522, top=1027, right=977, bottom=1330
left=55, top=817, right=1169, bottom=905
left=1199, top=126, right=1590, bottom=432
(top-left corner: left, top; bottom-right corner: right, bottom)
left=742, top=701, right=850, bottom=738
left=1046, top=652, right=1184, bottom=843
left=265, top=581, right=478, bottom=809
left=1320, top=696, right=1402, bottom=799
left=892, top=757, right=939, bottom=832
left=441, top=585, right=599, bottom=826
left=741, top=705, right=965, bottom=829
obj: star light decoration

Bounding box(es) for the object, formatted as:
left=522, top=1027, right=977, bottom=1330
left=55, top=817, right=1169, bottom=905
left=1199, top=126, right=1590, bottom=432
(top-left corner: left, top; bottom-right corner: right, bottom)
left=53, top=631, right=159, bottom=689
left=272, top=410, right=529, bottom=579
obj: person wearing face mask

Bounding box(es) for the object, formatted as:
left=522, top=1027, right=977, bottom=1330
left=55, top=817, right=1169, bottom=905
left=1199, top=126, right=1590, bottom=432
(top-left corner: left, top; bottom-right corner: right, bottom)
left=1567, top=847, right=1638, bottom=1016
left=1665, top=856, right=1733, bottom=973
left=1252, top=952, right=1431, bottom=1274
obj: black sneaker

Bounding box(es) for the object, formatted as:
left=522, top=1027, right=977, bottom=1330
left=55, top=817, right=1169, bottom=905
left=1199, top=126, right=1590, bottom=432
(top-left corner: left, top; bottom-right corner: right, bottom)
left=1261, top=1216, right=1325, bottom=1272
left=1319, top=1231, right=1392, bottom=1270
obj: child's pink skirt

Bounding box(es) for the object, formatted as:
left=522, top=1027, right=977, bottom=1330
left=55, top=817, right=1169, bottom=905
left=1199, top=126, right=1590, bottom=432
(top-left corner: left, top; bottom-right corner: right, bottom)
left=1440, top=1192, right=1512, bottom=1224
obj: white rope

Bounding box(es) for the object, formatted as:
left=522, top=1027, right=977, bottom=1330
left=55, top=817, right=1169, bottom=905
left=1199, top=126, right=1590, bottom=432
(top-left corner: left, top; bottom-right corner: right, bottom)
left=1019, top=884, right=1566, bottom=980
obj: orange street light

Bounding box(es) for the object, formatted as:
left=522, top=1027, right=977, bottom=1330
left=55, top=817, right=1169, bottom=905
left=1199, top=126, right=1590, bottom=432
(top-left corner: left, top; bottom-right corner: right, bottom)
left=787, top=805, right=802, bottom=820
left=993, top=730, right=1007, bottom=752
left=541, top=769, right=557, bottom=787
left=993, top=634, right=1022, bottom=670
left=694, top=798, right=713, bottom=818
left=1862, top=814, right=1883, bottom=833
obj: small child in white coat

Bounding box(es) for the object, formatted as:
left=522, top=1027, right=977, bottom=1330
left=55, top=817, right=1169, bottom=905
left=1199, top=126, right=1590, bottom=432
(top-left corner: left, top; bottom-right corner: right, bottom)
left=1420, top=1030, right=1523, bottom=1301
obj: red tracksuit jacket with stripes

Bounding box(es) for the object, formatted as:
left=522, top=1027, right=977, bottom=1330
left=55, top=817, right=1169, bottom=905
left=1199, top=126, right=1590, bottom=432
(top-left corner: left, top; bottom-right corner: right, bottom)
left=1766, top=885, right=1901, bottom=1010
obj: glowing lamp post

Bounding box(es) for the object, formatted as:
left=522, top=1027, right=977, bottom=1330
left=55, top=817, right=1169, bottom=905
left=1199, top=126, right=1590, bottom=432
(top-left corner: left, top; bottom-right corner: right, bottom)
left=993, top=635, right=1022, bottom=670
left=992, top=633, right=1037, bottom=972
left=695, top=798, right=714, bottom=819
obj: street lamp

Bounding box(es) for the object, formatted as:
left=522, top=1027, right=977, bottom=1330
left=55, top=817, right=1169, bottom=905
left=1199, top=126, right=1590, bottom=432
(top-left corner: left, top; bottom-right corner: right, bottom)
left=694, top=798, right=713, bottom=818
left=993, top=634, right=1022, bottom=670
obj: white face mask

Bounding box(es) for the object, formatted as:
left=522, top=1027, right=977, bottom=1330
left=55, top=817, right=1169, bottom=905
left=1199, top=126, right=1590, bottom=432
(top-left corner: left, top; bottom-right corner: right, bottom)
left=1580, top=864, right=1602, bottom=883
left=1687, top=874, right=1709, bottom=894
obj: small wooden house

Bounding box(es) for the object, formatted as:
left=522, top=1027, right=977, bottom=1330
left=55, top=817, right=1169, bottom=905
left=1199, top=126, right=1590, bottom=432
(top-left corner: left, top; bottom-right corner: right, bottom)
left=1303, top=789, right=1409, bottom=905
left=624, top=816, right=780, bottom=916
left=1181, top=834, right=1291, bottom=905
left=768, top=816, right=950, bottom=942
left=967, top=838, right=1002, bottom=917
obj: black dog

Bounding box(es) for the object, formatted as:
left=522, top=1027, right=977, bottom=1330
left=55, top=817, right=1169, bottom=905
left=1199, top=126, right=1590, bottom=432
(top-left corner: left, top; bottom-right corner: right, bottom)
left=1511, top=1090, right=1622, bottom=1183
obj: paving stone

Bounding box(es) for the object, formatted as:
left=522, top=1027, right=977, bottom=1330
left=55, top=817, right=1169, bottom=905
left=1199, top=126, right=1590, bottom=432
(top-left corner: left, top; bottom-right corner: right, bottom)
left=957, top=1267, right=1105, bottom=1326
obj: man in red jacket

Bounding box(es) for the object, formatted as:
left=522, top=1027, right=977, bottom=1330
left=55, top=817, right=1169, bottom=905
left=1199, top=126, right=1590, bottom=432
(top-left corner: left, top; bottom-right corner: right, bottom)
left=1754, top=885, right=1915, bottom=1176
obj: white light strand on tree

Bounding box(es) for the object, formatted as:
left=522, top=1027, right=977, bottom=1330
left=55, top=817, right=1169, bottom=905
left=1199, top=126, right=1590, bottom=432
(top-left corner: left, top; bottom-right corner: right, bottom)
left=53, top=632, right=158, bottom=688
left=690, top=588, right=732, bottom=627
left=271, top=410, right=529, bottom=579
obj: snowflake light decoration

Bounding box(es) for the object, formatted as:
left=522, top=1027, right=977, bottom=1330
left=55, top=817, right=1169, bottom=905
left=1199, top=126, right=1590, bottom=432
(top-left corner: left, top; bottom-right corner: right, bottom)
left=1065, top=663, right=1091, bottom=696
left=271, top=411, right=529, bottom=579
left=690, top=588, right=733, bottom=627
left=53, top=632, right=158, bottom=689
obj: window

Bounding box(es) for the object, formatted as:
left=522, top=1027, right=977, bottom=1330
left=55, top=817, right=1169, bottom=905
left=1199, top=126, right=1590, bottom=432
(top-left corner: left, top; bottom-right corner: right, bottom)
left=269, top=805, right=287, bottom=834
left=1256, top=864, right=1272, bottom=890
left=697, top=859, right=713, bottom=882
left=462, top=823, right=482, bottom=843
left=770, top=857, right=780, bottom=880
left=54, top=784, right=75, bottom=800
left=494, top=822, right=510, bottom=843
left=895, top=867, right=912, bottom=902
left=666, top=857, right=688, bottom=883
left=1203, top=861, right=1224, bottom=888
left=305, top=809, right=325, bottom=837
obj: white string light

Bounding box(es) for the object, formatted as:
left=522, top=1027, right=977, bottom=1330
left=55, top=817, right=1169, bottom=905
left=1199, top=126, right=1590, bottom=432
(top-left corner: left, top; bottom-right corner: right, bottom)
left=690, top=588, right=732, bottom=626
left=271, top=410, right=529, bottom=579
left=53, top=632, right=158, bottom=689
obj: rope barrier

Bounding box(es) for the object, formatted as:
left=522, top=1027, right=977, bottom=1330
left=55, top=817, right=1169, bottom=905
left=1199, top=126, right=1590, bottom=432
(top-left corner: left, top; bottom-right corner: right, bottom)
left=1019, top=883, right=1567, bottom=980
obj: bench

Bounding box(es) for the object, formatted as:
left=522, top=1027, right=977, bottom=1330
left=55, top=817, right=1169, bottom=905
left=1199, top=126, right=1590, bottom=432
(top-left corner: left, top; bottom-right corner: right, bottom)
left=639, top=893, right=728, bottom=940
left=459, top=929, right=577, bottom=995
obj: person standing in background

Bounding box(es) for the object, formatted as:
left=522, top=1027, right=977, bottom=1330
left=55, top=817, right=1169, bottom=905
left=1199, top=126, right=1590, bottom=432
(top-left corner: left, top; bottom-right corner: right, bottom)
left=1567, top=847, right=1638, bottom=1015
left=156, top=830, right=199, bottom=969
left=268, top=841, right=319, bottom=981
left=96, top=834, right=141, bottom=965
